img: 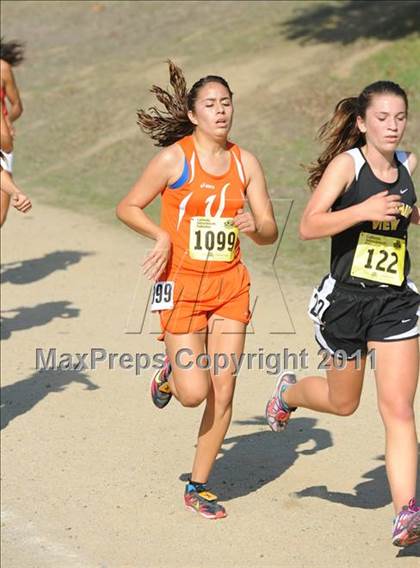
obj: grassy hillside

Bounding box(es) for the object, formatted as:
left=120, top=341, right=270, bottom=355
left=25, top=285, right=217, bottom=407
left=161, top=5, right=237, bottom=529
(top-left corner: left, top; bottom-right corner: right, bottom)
left=2, top=0, right=420, bottom=283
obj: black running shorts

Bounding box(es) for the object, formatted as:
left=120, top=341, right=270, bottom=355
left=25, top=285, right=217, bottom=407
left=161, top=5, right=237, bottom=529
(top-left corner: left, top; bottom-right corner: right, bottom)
left=308, top=274, right=420, bottom=359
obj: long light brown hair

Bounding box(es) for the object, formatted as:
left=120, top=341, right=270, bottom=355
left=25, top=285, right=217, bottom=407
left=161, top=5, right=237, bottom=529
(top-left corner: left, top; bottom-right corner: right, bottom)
left=307, top=81, right=408, bottom=190
left=137, top=60, right=233, bottom=147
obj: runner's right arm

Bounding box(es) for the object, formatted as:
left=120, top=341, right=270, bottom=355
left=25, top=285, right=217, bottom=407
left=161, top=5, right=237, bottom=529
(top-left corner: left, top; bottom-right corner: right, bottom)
left=1, top=60, right=23, bottom=124
left=299, top=153, right=402, bottom=240
left=116, top=144, right=184, bottom=280
left=0, top=113, right=13, bottom=153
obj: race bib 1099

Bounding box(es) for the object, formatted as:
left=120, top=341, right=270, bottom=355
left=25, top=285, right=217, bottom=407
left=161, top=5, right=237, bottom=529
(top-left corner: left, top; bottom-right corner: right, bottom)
left=189, top=216, right=238, bottom=262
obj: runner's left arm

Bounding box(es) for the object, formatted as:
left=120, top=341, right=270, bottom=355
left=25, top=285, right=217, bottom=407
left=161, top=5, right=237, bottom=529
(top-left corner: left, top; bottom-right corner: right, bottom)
left=408, top=153, right=419, bottom=225
left=234, top=149, right=278, bottom=245
left=0, top=167, right=32, bottom=212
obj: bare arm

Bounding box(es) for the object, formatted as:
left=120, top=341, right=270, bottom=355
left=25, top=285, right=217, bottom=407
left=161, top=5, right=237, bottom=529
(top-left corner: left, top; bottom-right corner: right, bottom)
left=299, top=153, right=402, bottom=240
left=412, top=207, right=420, bottom=225
left=235, top=149, right=278, bottom=245
left=116, top=144, right=182, bottom=238
left=407, top=152, right=419, bottom=225
left=0, top=113, right=13, bottom=152
left=0, top=166, right=20, bottom=196
left=2, top=61, right=23, bottom=122
left=116, top=144, right=184, bottom=280
left=0, top=167, right=32, bottom=212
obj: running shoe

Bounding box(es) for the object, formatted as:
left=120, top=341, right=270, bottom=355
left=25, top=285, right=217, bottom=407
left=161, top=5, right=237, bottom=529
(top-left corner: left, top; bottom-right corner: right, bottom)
left=265, top=371, right=297, bottom=432
left=184, top=482, right=227, bottom=520
left=392, top=498, right=420, bottom=547
left=150, top=356, right=172, bottom=409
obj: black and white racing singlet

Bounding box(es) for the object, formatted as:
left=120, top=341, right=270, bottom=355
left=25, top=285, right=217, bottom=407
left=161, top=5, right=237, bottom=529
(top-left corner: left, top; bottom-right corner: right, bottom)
left=330, top=148, right=417, bottom=288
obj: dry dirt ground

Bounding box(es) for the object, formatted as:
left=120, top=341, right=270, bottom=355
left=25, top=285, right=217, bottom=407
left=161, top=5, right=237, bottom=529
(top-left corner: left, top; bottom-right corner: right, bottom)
left=1, top=203, right=419, bottom=567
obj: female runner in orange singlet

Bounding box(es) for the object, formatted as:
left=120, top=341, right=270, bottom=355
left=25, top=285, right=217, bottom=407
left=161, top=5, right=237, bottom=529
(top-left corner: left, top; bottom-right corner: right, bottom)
left=117, top=61, right=278, bottom=519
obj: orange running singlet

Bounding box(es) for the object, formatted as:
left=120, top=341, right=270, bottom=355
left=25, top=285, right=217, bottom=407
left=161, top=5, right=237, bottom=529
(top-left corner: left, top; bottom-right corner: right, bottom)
left=0, top=87, right=8, bottom=117
left=160, top=134, right=246, bottom=274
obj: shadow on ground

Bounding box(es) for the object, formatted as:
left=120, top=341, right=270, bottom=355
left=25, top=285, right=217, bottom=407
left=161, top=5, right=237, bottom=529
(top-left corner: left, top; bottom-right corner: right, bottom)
left=180, top=416, right=333, bottom=501
left=1, top=301, right=79, bottom=340
left=1, top=250, right=93, bottom=285
left=295, top=450, right=420, bottom=556
left=294, top=455, right=391, bottom=508
left=282, top=0, right=420, bottom=45
left=396, top=542, right=420, bottom=558
left=294, top=451, right=420, bottom=510
left=1, top=369, right=99, bottom=430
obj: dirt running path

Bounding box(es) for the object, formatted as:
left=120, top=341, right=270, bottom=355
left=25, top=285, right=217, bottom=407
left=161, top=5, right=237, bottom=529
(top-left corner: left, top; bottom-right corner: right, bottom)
left=1, top=204, right=419, bottom=567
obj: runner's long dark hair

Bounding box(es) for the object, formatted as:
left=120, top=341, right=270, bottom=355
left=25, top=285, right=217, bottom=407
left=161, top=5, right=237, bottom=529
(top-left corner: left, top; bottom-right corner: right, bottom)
left=0, top=38, right=25, bottom=66
left=137, top=60, right=233, bottom=147
left=307, top=81, right=408, bottom=191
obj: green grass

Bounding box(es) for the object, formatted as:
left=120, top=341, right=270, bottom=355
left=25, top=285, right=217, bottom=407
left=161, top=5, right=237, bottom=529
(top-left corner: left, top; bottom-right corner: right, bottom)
left=2, top=0, right=420, bottom=283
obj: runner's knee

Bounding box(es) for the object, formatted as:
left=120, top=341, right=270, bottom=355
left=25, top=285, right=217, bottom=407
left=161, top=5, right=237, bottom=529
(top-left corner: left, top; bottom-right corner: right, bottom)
left=212, top=379, right=235, bottom=411
left=330, top=398, right=360, bottom=416
left=378, top=399, right=415, bottom=423
left=178, top=388, right=208, bottom=408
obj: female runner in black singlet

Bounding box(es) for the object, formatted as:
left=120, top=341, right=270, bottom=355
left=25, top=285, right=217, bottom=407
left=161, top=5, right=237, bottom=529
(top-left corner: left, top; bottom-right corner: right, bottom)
left=266, top=81, right=419, bottom=548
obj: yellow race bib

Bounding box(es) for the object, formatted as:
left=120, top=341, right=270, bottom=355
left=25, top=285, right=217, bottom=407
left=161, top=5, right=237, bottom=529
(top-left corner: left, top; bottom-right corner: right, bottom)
left=189, top=216, right=238, bottom=262
left=351, top=231, right=405, bottom=286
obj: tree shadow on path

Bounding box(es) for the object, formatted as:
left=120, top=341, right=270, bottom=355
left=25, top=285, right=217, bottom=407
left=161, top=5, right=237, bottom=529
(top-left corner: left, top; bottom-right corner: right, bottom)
left=1, top=369, right=99, bottom=430
left=1, top=250, right=93, bottom=285
left=282, top=0, right=420, bottom=45
left=1, top=301, right=79, bottom=340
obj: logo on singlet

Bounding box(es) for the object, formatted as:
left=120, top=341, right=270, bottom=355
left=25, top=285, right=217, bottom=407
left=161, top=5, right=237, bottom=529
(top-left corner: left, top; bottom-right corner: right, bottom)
left=200, top=182, right=216, bottom=190
left=372, top=220, right=400, bottom=231
left=397, top=203, right=413, bottom=218
left=400, top=188, right=409, bottom=194
left=371, top=202, right=413, bottom=230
